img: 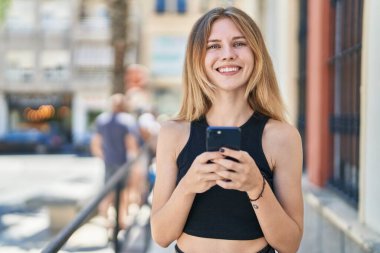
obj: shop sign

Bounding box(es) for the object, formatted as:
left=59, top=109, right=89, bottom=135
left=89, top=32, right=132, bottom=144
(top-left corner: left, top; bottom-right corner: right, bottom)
left=6, top=93, right=71, bottom=108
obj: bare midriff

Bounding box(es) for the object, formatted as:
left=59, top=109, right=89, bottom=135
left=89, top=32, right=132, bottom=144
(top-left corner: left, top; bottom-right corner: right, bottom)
left=177, top=233, right=268, bottom=253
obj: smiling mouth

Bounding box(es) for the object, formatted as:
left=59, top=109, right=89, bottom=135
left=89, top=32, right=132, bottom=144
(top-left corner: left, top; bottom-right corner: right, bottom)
left=217, top=66, right=241, bottom=73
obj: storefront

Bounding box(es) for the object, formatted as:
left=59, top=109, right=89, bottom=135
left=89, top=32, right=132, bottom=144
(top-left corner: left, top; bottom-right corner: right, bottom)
left=0, top=92, right=73, bottom=153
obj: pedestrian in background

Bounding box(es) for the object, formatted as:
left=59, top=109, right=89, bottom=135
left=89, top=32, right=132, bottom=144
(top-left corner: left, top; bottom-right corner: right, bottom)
left=91, top=93, right=139, bottom=229
left=151, top=7, right=303, bottom=253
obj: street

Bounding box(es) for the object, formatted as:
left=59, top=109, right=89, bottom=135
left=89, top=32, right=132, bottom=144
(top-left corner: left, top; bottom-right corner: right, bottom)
left=0, top=155, right=173, bottom=253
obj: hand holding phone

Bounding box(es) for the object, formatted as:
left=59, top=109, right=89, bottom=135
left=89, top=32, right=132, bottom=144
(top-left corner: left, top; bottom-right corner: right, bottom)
left=206, top=126, right=241, bottom=182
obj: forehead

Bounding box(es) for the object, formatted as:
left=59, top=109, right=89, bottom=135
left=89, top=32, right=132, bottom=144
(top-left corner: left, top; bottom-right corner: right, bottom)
left=208, top=18, right=243, bottom=39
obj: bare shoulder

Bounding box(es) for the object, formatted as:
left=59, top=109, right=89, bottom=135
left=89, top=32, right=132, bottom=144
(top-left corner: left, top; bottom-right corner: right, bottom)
left=264, top=119, right=302, bottom=146
left=262, top=119, right=302, bottom=168
left=158, top=120, right=190, bottom=158
left=159, top=120, right=190, bottom=143
left=160, top=119, right=189, bottom=135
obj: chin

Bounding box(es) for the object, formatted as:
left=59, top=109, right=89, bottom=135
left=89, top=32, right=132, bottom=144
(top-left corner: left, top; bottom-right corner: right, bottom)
left=217, top=81, right=246, bottom=88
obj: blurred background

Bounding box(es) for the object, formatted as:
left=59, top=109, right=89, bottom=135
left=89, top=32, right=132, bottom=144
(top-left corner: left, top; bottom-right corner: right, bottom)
left=1, top=0, right=380, bottom=252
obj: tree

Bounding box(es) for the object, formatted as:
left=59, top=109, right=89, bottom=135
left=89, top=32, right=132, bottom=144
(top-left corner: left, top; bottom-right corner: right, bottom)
left=109, top=0, right=128, bottom=94
left=0, top=0, right=12, bottom=24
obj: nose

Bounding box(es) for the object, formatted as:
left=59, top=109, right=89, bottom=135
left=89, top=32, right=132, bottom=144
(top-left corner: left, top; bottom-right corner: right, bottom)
left=221, top=46, right=236, bottom=61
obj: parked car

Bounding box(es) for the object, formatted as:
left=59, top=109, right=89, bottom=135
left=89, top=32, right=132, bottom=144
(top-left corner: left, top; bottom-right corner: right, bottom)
left=0, top=129, right=63, bottom=154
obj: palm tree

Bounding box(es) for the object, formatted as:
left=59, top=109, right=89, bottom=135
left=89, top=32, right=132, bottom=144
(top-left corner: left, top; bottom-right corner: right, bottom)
left=109, top=0, right=128, bottom=94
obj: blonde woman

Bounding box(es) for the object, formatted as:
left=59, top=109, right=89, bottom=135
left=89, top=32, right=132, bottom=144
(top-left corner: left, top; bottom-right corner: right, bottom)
left=151, top=7, right=303, bottom=253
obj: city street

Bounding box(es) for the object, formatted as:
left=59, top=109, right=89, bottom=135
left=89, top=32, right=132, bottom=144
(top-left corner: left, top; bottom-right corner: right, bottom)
left=1, top=0, right=379, bottom=252
left=0, top=155, right=173, bottom=253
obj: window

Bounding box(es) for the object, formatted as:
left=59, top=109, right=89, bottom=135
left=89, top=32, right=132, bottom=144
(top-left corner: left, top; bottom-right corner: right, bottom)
left=151, top=36, right=186, bottom=77
left=4, top=0, right=36, bottom=34
left=5, top=51, right=35, bottom=82
left=155, top=0, right=187, bottom=14
left=73, top=46, right=112, bottom=82
left=77, top=0, right=110, bottom=38
left=177, top=0, right=186, bottom=13
left=41, top=50, right=70, bottom=81
left=155, top=0, right=165, bottom=13
left=74, top=46, right=113, bottom=68
left=329, top=0, right=363, bottom=207
left=40, top=0, right=71, bottom=33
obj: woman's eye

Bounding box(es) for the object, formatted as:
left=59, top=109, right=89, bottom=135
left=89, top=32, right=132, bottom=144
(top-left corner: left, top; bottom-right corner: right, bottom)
left=234, top=42, right=246, bottom=47
left=207, top=44, right=220, bottom=50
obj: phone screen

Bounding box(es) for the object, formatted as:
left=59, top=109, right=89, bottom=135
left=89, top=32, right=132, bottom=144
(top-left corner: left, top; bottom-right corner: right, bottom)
left=206, top=126, right=241, bottom=152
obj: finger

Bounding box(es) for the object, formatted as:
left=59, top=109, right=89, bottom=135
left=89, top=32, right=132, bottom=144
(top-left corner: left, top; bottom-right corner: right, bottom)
left=215, top=159, right=256, bottom=177
left=220, top=148, right=252, bottom=163
left=203, top=172, right=225, bottom=181
left=213, top=158, right=240, bottom=171
left=219, top=147, right=243, bottom=161
left=215, top=169, right=238, bottom=181
left=200, top=163, right=222, bottom=173
left=197, top=151, right=225, bottom=164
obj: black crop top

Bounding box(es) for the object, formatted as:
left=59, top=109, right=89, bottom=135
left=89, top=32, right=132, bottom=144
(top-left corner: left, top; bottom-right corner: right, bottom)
left=176, top=111, right=274, bottom=240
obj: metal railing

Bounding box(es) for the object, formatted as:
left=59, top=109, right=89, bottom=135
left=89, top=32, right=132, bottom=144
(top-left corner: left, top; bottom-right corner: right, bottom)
left=42, top=148, right=146, bottom=253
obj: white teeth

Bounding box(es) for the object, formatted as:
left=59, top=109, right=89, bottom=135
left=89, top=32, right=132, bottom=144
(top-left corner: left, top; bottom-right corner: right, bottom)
left=218, top=67, right=239, bottom=73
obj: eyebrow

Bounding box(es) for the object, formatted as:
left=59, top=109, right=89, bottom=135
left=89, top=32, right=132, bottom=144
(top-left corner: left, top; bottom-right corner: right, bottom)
left=207, top=36, right=246, bottom=43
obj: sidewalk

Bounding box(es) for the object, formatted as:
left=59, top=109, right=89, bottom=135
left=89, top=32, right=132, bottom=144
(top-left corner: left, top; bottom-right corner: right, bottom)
left=0, top=206, right=172, bottom=253
left=0, top=155, right=172, bottom=253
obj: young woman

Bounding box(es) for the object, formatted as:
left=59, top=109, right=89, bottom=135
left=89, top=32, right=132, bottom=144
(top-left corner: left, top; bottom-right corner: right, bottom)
left=151, top=7, right=303, bottom=253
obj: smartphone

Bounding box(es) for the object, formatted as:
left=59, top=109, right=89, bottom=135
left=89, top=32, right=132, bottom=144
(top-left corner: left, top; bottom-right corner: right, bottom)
left=206, top=126, right=241, bottom=152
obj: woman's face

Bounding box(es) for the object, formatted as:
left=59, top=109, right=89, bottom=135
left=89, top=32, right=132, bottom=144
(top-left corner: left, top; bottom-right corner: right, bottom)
left=204, top=18, right=254, bottom=92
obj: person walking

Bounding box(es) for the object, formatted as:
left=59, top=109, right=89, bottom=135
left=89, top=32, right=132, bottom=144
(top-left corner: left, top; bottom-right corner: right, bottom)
left=91, top=93, right=139, bottom=229
left=151, top=7, right=303, bottom=253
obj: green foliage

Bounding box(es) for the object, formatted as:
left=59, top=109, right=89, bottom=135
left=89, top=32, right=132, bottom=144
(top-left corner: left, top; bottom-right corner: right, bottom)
left=0, top=0, right=12, bottom=24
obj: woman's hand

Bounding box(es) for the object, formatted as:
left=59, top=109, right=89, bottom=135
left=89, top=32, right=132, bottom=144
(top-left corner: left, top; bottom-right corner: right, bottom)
left=181, top=152, right=225, bottom=194
left=212, top=148, right=263, bottom=193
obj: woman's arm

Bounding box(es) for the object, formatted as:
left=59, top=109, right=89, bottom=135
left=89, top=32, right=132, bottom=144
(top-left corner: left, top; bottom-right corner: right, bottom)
left=150, top=120, right=194, bottom=247
left=249, top=122, right=303, bottom=253
left=151, top=121, right=224, bottom=247
left=255, top=121, right=303, bottom=253
left=214, top=121, right=303, bottom=253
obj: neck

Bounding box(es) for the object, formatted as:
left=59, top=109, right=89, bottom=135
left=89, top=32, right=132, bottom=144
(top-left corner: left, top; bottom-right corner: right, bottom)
left=206, top=94, right=253, bottom=127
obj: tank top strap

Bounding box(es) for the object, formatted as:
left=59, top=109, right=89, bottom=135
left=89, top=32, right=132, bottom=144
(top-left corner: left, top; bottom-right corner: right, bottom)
left=252, top=111, right=270, bottom=141
left=176, top=118, right=207, bottom=184
left=197, top=115, right=208, bottom=125
left=248, top=111, right=273, bottom=185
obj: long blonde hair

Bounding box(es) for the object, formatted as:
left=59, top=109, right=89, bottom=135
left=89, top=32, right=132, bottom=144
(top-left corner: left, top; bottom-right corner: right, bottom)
left=176, top=7, right=286, bottom=122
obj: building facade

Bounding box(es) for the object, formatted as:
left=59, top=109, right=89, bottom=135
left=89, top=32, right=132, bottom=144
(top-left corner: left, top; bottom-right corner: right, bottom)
left=0, top=0, right=114, bottom=153
left=300, top=0, right=380, bottom=252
